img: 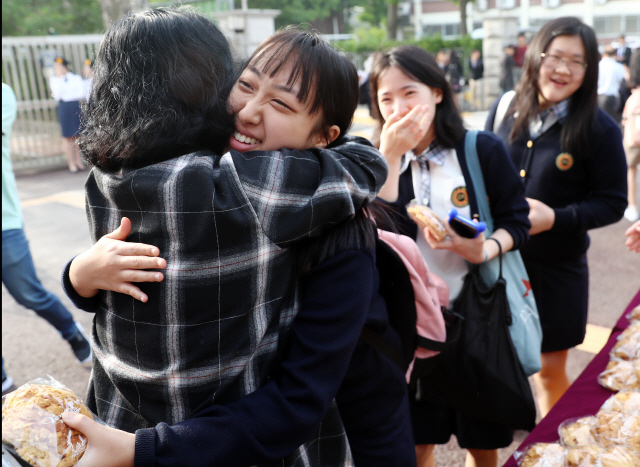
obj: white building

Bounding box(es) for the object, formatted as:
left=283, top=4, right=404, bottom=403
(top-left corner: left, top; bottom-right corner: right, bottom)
left=409, top=0, right=640, bottom=44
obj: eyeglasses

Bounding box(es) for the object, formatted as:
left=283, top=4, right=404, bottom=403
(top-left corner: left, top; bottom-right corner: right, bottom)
left=540, top=53, right=587, bottom=74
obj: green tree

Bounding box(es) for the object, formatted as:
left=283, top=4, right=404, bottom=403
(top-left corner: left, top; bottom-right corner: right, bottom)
left=2, top=0, right=104, bottom=36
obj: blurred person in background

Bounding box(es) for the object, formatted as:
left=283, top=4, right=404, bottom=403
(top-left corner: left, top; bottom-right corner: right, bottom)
left=49, top=57, right=85, bottom=172
left=622, top=49, right=640, bottom=222
left=598, top=45, right=626, bottom=124
left=2, top=82, right=92, bottom=395
left=469, top=49, right=484, bottom=110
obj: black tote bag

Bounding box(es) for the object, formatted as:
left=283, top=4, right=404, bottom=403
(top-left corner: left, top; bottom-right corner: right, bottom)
left=431, top=241, right=536, bottom=431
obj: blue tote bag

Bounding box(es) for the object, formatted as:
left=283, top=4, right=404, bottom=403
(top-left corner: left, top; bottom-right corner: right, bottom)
left=464, top=130, right=542, bottom=376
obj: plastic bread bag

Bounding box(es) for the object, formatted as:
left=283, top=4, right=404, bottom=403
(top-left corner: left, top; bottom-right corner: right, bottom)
left=597, top=359, right=640, bottom=392
left=617, top=413, right=640, bottom=453
left=595, top=410, right=629, bottom=448
left=599, top=391, right=640, bottom=415
left=626, top=305, right=640, bottom=323
left=559, top=416, right=600, bottom=448
left=405, top=200, right=448, bottom=242
left=1, top=375, right=100, bottom=467
left=565, top=445, right=604, bottom=467
left=595, top=445, right=640, bottom=467
left=514, top=442, right=566, bottom=467
left=610, top=333, right=640, bottom=361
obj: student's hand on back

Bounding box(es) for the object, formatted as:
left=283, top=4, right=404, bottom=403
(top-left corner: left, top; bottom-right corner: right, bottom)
left=69, top=217, right=166, bottom=302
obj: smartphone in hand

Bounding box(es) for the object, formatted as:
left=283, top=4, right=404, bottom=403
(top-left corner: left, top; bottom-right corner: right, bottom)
left=447, top=208, right=486, bottom=239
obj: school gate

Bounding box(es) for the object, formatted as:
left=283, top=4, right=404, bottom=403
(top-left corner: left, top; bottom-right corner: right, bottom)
left=2, top=35, right=102, bottom=172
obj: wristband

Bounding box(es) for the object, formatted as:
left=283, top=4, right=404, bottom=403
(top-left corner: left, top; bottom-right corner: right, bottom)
left=482, top=249, right=488, bottom=263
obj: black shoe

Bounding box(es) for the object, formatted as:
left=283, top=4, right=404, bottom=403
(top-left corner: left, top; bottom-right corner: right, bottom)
left=68, top=323, right=93, bottom=364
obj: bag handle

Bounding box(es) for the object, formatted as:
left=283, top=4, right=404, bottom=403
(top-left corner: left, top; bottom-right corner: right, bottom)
left=486, top=237, right=503, bottom=280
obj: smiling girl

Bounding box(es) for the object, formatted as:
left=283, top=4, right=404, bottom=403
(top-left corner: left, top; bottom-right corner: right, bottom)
left=486, top=17, right=627, bottom=418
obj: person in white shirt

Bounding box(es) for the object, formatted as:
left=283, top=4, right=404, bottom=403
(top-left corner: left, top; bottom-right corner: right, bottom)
left=49, top=57, right=85, bottom=172
left=598, top=45, right=626, bottom=124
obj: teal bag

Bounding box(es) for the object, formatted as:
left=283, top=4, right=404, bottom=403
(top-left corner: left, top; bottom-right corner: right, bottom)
left=464, top=130, right=542, bottom=376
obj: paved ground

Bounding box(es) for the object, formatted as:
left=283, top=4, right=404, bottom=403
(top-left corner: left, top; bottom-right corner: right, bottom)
left=3, top=110, right=639, bottom=465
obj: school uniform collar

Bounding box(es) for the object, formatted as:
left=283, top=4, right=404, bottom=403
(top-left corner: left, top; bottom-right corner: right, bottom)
left=401, top=140, right=447, bottom=173
left=530, top=98, right=570, bottom=139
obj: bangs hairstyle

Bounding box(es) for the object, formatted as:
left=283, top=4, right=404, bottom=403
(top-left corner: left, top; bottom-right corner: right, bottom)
left=79, top=7, right=237, bottom=171
left=245, top=27, right=359, bottom=147
left=369, top=45, right=465, bottom=149
left=511, top=17, right=600, bottom=159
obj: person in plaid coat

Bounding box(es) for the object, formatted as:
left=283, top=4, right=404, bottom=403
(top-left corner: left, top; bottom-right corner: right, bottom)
left=60, top=10, right=392, bottom=467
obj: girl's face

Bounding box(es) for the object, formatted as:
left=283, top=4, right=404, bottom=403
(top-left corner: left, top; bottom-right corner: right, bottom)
left=54, top=62, right=67, bottom=77
left=229, top=60, right=338, bottom=152
left=537, top=35, right=586, bottom=110
left=376, top=65, right=442, bottom=149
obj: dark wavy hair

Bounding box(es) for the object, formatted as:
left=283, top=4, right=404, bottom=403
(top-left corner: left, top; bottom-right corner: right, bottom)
left=245, top=27, right=359, bottom=147
left=369, top=45, right=465, bottom=150
left=79, top=7, right=236, bottom=171
left=510, top=17, right=600, bottom=159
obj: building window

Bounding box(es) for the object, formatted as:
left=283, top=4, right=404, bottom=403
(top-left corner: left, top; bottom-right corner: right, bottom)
left=594, top=16, right=622, bottom=35
left=625, top=15, right=639, bottom=34
left=444, top=24, right=459, bottom=37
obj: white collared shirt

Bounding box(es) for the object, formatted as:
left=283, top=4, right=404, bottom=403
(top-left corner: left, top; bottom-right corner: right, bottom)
left=49, top=72, right=85, bottom=102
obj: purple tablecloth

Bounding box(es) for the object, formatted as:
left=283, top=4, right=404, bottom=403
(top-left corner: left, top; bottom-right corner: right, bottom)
left=503, top=288, right=640, bottom=466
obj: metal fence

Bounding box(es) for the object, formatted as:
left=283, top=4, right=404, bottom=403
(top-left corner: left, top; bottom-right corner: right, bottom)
left=2, top=35, right=102, bottom=172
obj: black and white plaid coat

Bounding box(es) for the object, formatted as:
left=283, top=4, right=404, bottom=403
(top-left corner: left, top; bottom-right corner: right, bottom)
left=81, top=137, right=386, bottom=466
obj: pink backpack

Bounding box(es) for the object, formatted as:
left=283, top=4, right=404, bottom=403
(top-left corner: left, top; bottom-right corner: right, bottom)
left=360, top=230, right=460, bottom=383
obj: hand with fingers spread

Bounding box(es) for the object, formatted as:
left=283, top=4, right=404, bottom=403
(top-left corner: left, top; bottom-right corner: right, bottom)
left=69, top=217, right=166, bottom=302
left=379, top=104, right=432, bottom=162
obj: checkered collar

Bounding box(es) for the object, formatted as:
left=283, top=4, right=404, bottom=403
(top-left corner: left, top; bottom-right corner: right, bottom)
left=540, top=99, right=569, bottom=124
left=406, top=140, right=447, bottom=166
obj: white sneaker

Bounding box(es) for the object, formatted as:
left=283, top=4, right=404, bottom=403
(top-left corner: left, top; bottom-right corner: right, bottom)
left=624, top=206, right=639, bottom=222
left=2, top=375, right=14, bottom=393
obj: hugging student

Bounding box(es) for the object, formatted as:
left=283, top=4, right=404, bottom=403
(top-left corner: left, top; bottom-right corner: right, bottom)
left=60, top=10, right=416, bottom=467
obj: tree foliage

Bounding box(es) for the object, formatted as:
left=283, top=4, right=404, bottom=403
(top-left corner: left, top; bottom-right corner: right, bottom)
left=2, top=0, right=104, bottom=36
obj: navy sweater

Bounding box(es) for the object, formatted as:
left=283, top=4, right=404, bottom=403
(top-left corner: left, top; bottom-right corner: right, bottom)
left=486, top=103, right=627, bottom=262
left=383, top=130, right=531, bottom=251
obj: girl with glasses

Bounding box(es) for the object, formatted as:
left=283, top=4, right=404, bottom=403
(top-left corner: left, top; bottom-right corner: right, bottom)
left=486, top=17, right=627, bottom=418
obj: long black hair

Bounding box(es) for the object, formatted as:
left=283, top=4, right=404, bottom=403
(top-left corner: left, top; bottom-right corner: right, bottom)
left=510, top=17, right=600, bottom=159
left=369, top=45, right=466, bottom=150
left=244, top=27, right=359, bottom=147
left=79, top=7, right=236, bottom=171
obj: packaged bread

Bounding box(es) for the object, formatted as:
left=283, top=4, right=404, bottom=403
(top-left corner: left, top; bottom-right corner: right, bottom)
left=566, top=445, right=604, bottom=467
left=599, top=391, right=640, bottom=415
left=617, top=413, right=640, bottom=453
left=597, top=445, right=640, bottom=467
left=2, top=376, right=94, bottom=467
left=406, top=201, right=447, bottom=241
left=611, top=333, right=640, bottom=361
left=598, top=360, right=640, bottom=392
left=517, top=442, right=566, bottom=467
left=560, top=416, right=599, bottom=447
left=627, top=305, right=640, bottom=322
left=595, top=410, right=626, bottom=448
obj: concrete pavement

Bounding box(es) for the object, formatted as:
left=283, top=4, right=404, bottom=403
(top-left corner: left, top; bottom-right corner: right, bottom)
left=2, top=112, right=639, bottom=465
